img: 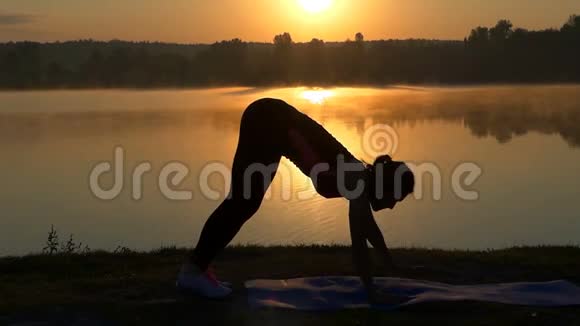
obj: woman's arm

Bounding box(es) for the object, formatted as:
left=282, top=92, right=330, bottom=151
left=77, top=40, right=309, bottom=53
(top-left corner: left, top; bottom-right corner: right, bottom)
left=350, top=197, right=401, bottom=303
left=363, top=213, right=395, bottom=268
left=346, top=159, right=395, bottom=299
left=349, top=196, right=374, bottom=293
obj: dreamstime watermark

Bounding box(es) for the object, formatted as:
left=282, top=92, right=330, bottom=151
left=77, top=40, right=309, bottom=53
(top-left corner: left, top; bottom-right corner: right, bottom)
left=88, top=124, right=482, bottom=202
left=362, top=124, right=399, bottom=157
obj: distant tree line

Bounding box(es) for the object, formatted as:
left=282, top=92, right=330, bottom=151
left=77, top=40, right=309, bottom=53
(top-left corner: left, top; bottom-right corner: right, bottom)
left=1, top=15, right=579, bottom=88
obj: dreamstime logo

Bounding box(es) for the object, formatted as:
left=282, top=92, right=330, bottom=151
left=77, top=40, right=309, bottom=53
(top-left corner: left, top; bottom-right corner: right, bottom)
left=88, top=124, right=483, bottom=202
left=362, top=124, right=399, bottom=157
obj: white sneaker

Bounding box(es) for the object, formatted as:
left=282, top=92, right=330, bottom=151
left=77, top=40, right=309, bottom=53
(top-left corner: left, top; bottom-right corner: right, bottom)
left=176, top=266, right=232, bottom=299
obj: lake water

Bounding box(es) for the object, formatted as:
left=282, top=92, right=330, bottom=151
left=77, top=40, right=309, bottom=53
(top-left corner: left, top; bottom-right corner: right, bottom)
left=1, top=85, right=580, bottom=256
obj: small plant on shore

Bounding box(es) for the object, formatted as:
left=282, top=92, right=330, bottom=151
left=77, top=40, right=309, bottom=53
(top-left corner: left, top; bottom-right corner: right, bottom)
left=114, top=246, right=135, bottom=254
left=43, top=225, right=60, bottom=255
left=43, top=225, right=90, bottom=255
left=60, top=234, right=84, bottom=254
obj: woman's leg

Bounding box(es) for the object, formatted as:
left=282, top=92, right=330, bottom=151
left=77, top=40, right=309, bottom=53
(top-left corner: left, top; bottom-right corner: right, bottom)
left=191, top=104, right=282, bottom=271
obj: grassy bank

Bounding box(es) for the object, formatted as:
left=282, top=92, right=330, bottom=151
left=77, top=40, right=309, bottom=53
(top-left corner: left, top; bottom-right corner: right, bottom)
left=1, top=246, right=580, bottom=325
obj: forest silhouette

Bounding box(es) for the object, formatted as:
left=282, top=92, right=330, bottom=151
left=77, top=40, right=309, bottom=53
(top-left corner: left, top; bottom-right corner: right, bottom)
left=1, top=15, right=579, bottom=88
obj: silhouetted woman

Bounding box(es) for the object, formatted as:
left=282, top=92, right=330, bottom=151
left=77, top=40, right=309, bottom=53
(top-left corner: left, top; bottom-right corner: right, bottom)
left=177, top=98, right=415, bottom=302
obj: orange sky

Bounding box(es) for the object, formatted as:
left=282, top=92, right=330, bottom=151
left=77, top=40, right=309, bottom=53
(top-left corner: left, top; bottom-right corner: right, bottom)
left=1, top=0, right=579, bottom=43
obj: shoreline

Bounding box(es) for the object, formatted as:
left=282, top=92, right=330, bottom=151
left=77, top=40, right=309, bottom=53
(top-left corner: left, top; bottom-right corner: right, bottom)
left=4, top=244, right=580, bottom=259
left=2, top=245, right=580, bottom=323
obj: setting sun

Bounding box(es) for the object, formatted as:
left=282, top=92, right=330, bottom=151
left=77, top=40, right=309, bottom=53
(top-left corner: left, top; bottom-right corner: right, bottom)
left=298, top=0, right=333, bottom=14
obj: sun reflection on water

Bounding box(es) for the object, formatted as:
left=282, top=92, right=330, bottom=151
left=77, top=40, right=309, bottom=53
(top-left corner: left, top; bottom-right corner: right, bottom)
left=300, top=88, right=335, bottom=105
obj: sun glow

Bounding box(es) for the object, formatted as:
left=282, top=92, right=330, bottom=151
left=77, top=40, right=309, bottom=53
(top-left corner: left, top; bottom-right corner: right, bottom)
left=298, top=0, right=333, bottom=14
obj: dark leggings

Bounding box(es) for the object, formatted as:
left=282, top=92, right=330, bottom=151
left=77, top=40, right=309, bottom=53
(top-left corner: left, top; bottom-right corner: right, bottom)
left=191, top=99, right=288, bottom=271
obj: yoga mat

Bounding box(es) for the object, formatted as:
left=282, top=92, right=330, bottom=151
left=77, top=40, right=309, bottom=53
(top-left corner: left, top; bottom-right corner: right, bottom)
left=245, top=277, right=580, bottom=311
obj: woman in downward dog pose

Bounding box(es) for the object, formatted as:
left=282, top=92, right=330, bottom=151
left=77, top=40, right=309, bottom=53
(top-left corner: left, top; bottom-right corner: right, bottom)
left=177, top=98, right=415, bottom=302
